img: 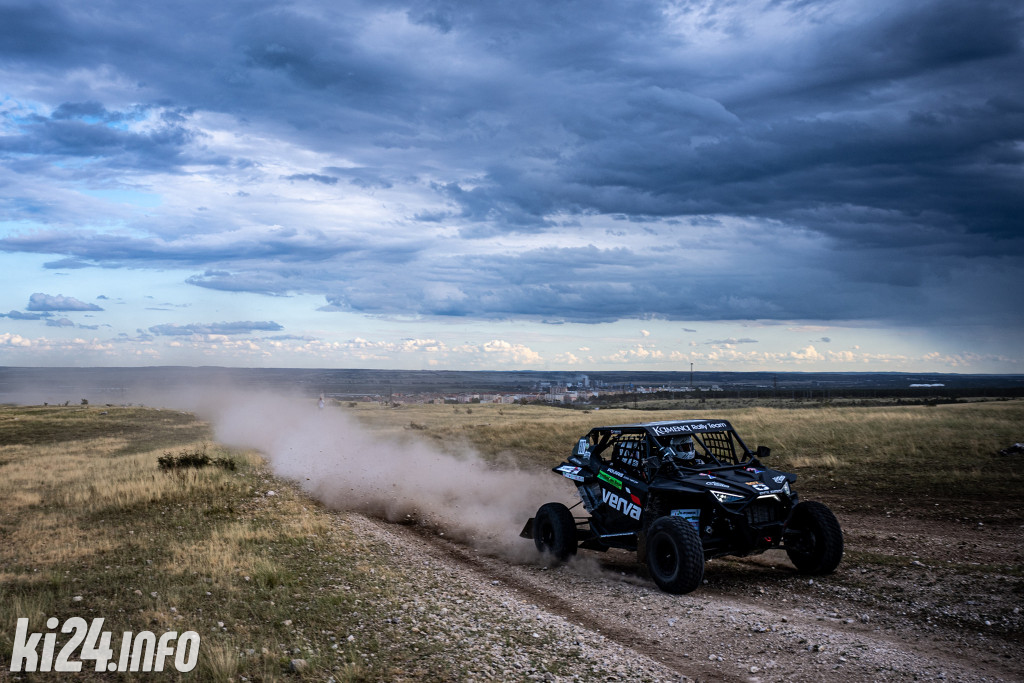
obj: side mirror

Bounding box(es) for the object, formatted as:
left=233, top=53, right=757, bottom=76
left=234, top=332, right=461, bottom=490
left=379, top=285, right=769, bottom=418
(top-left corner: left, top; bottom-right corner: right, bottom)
left=756, top=445, right=771, bottom=459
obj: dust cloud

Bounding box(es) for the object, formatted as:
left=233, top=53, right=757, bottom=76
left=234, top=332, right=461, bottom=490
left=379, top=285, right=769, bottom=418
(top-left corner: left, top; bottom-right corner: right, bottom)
left=194, top=392, right=575, bottom=559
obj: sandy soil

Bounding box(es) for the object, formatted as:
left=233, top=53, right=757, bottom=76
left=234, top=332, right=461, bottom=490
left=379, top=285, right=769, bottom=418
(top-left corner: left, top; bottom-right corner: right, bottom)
left=342, top=503, right=1024, bottom=682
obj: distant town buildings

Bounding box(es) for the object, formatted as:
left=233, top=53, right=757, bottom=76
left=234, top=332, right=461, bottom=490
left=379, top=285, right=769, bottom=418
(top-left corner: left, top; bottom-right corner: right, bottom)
left=342, top=378, right=725, bottom=406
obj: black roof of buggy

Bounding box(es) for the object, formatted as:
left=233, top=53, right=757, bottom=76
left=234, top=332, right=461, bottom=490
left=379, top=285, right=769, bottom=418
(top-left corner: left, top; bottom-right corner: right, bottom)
left=588, top=419, right=735, bottom=437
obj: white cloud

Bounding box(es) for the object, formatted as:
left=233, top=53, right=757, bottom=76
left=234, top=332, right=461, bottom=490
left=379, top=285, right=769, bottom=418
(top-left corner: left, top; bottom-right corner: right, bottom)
left=0, top=333, right=32, bottom=347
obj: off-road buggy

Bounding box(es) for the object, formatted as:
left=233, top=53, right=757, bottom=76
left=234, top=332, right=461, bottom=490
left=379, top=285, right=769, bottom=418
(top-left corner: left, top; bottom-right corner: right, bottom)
left=521, top=419, right=843, bottom=594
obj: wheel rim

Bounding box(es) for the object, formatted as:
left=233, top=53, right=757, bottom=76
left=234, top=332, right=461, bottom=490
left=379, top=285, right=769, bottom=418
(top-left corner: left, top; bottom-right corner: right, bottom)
left=792, top=523, right=820, bottom=560
left=538, top=520, right=555, bottom=550
left=650, top=534, right=679, bottom=579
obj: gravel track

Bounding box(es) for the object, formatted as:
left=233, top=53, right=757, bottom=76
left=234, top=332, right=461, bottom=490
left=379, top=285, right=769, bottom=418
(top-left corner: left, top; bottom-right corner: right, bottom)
left=339, top=506, right=1023, bottom=682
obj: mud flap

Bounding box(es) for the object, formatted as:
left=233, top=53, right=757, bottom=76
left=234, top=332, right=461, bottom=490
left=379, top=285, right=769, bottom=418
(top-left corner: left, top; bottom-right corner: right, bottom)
left=520, top=518, right=535, bottom=539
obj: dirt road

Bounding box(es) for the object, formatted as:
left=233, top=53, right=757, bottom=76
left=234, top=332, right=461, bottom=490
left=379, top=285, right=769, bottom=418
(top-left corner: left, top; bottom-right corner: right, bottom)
left=340, top=505, right=1023, bottom=682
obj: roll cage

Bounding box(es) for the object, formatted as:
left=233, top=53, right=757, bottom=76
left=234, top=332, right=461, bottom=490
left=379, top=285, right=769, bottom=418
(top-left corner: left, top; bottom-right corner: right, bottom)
left=581, top=419, right=760, bottom=474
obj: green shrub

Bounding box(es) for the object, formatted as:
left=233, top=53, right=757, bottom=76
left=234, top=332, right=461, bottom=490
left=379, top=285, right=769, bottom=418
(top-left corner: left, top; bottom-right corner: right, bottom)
left=158, top=445, right=236, bottom=472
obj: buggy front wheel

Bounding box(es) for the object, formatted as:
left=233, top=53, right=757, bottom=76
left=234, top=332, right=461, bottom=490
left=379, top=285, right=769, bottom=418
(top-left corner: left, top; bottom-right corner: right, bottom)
left=645, top=516, right=704, bottom=594
left=785, top=501, right=844, bottom=574
left=533, top=502, right=578, bottom=562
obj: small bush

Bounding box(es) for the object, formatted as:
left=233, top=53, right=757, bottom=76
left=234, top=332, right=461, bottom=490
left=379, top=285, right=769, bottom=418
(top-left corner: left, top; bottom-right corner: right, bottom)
left=158, top=445, right=236, bottom=472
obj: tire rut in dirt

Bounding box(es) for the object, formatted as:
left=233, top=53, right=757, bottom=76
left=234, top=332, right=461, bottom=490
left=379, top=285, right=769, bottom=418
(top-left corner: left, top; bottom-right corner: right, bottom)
left=404, top=522, right=750, bottom=682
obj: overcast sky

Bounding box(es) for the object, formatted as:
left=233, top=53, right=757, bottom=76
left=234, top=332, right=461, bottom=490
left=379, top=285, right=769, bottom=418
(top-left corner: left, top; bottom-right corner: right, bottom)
left=1, top=0, right=1021, bottom=371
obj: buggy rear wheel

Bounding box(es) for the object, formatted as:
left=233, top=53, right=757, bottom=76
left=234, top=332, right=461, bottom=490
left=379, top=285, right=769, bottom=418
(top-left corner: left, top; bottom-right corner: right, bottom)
left=645, top=516, right=704, bottom=594
left=785, top=501, right=843, bottom=574
left=533, top=502, right=578, bottom=562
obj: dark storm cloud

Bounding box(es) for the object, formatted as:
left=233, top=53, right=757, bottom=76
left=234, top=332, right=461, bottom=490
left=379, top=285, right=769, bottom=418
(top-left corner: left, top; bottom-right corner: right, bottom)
left=322, top=167, right=394, bottom=189
left=0, top=0, right=1022, bottom=331
left=0, top=103, right=205, bottom=172
left=707, top=338, right=759, bottom=345
left=282, top=173, right=339, bottom=185
left=26, top=293, right=103, bottom=312
left=264, top=334, right=316, bottom=341
left=0, top=228, right=373, bottom=267
left=43, top=257, right=93, bottom=269
left=148, top=321, right=285, bottom=336
left=311, top=243, right=884, bottom=323
left=1, top=310, right=48, bottom=320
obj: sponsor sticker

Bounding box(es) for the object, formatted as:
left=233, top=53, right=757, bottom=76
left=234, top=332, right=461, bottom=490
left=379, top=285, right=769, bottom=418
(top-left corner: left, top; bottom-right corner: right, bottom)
left=597, top=470, right=623, bottom=489
left=556, top=465, right=585, bottom=482
left=9, top=617, right=200, bottom=673
left=772, top=475, right=787, bottom=483
left=651, top=422, right=728, bottom=436
left=744, top=481, right=770, bottom=492
left=601, top=489, right=641, bottom=519
left=705, top=481, right=731, bottom=489
left=671, top=508, right=701, bottom=532
left=651, top=424, right=692, bottom=436
left=608, top=468, right=644, bottom=486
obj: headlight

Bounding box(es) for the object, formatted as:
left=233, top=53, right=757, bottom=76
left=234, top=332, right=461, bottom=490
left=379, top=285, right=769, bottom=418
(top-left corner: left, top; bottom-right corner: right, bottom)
left=782, top=481, right=790, bottom=495
left=711, top=491, right=744, bottom=503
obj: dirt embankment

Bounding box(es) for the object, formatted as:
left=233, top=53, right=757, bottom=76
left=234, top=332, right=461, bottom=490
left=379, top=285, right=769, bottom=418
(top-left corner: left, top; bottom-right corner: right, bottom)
left=339, top=507, right=1023, bottom=682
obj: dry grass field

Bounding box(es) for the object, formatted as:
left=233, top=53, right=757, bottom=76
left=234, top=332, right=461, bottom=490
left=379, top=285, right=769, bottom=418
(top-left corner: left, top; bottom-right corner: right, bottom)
left=0, top=405, right=452, bottom=681
left=1, top=399, right=1022, bottom=681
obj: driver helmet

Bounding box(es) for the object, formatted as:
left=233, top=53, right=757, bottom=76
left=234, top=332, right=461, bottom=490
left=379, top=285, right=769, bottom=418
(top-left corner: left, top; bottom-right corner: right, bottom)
left=671, top=436, right=695, bottom=457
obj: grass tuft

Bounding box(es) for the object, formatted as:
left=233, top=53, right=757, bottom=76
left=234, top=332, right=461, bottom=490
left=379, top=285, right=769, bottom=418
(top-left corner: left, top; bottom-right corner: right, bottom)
left=198, top=641, right=240, bottom=682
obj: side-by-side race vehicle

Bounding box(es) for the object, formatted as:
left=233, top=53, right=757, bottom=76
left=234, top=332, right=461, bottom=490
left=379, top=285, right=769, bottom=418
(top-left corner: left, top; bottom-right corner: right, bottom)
left=521, top=419, right=843, bottom=594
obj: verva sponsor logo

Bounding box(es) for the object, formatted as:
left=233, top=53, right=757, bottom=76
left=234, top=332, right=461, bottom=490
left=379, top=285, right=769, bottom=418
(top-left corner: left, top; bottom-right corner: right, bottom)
left=601, top=489, right=642, bottom=520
